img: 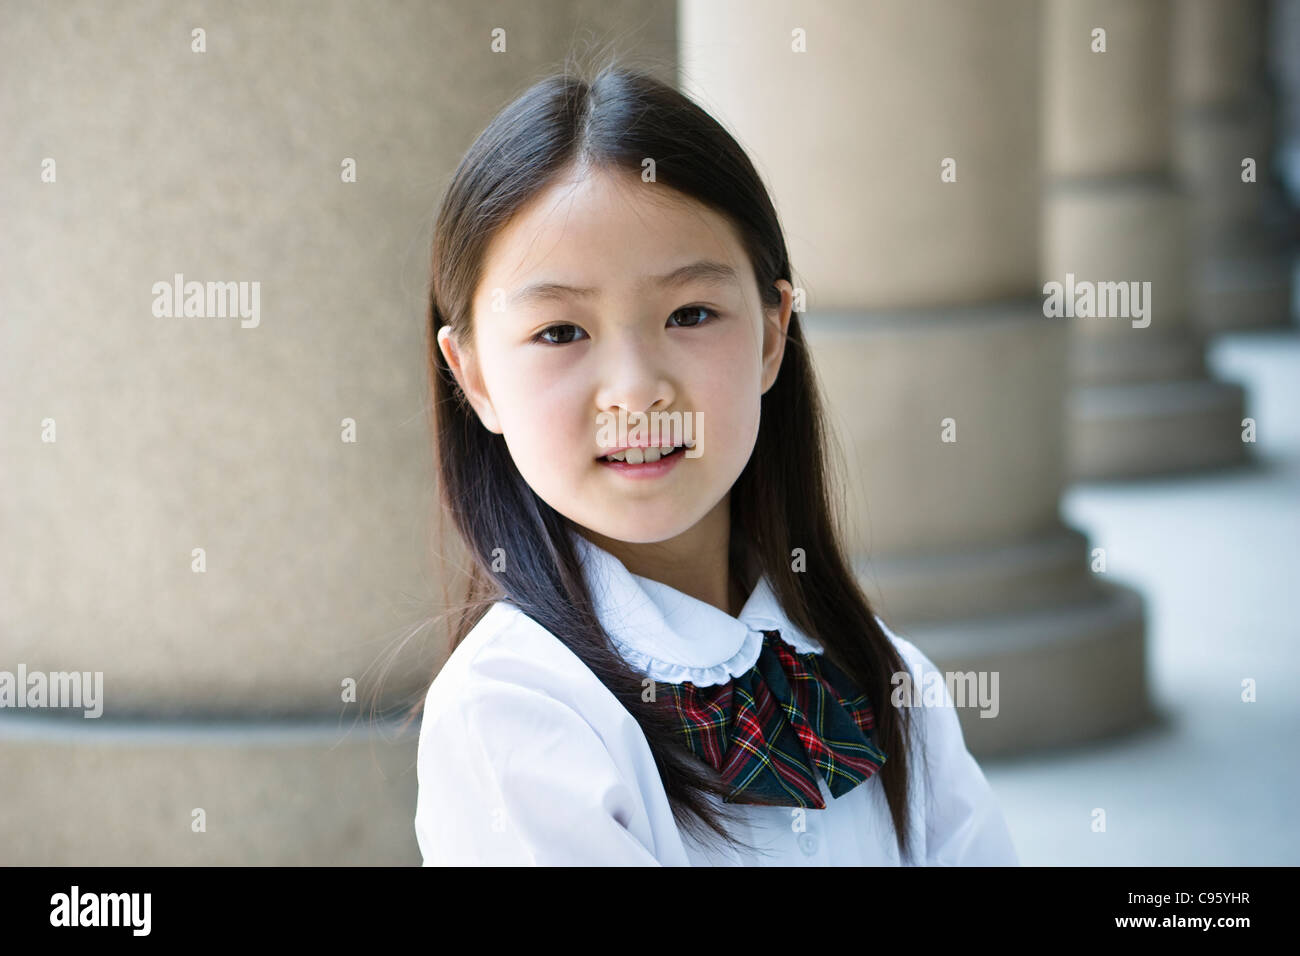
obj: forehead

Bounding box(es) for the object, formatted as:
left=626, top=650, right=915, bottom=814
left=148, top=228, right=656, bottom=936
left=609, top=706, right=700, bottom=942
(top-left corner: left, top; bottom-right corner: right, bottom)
left=478, top=166, right=751, bottom=292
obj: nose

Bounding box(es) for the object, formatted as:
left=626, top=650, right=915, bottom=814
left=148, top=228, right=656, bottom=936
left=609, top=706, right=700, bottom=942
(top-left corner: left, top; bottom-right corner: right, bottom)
left=594, top=333, right=676, bottom=421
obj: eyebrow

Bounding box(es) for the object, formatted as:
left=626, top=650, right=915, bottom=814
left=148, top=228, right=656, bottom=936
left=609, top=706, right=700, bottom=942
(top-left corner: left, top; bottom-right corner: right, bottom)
left=507, top=259, right=740, bottom=309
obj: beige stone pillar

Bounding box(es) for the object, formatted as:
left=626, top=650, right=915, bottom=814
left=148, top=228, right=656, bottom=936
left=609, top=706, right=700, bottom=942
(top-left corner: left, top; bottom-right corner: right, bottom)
left=0, top=0, right=676, bottom=864
left=1173, top=0, right=1295, bottom=331
left=1044, top=0, right=1249, bottom=479
left=681, top=0, right=1150, bottom=755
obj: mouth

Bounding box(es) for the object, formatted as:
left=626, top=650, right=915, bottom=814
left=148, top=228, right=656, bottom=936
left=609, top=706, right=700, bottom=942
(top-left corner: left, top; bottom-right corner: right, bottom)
left=596, top=444, right=689, bottom=465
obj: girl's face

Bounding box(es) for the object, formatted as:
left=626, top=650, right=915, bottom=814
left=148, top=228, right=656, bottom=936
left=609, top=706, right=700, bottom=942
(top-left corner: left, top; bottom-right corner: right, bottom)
left=439, top=164, right=791, bottom=546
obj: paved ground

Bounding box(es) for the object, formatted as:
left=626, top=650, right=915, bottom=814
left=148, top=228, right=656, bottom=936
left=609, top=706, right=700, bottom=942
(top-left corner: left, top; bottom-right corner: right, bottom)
left=981, top=315, right=1300, bottom=866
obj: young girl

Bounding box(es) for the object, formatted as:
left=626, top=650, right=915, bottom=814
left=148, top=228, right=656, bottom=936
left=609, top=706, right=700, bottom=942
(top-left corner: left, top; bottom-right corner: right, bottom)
left=413, top=60, right=1018, bottom=866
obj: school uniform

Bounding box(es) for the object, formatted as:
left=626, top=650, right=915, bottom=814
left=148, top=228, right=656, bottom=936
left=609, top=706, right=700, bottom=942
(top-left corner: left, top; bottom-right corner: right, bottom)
left=415, top=530, right=1019, bottom=866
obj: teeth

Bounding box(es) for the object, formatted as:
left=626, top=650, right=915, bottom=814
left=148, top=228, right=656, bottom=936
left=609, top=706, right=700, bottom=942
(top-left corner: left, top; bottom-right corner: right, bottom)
left=603, top=446, right=678, bottom=464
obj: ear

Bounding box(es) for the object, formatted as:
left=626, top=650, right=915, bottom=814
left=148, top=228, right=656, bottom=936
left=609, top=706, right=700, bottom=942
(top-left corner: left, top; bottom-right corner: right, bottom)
left=437, top=325, right=503, bottom=434
left=760, top=279, right=794, bottom=395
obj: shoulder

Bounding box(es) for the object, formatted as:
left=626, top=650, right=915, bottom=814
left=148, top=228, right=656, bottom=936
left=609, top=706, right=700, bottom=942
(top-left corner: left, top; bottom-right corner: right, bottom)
left=873, top=614, right=937, bottom=690
left=419, top=600, right=630, bottom=737
left=872, top=614, right=947, bottom=763
left=871, top=612, right=959, bottom=755
left=414, top=601, right=672, bottom=865
left=871, top=614, right=1019, bottom=866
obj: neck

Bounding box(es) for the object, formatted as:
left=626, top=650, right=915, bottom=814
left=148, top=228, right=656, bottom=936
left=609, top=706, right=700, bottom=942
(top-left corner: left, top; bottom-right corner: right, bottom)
left=577, top=495, right=745, bottom=616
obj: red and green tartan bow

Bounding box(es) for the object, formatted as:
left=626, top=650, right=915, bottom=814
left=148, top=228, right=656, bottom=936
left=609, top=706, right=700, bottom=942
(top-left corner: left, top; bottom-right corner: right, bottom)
left=663, top=630, right=888, bottom=809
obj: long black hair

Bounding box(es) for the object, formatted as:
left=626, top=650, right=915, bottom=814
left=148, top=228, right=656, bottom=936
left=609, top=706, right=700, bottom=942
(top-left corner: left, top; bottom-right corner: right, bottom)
left=411, top=55, right=916, bottom=859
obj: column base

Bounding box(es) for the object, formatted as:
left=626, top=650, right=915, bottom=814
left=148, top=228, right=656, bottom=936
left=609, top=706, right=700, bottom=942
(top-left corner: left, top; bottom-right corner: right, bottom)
left=1068, top=377, right=1250, bottom=480
left=1193, top=243, right=1296, bottom=334
left=891, top=579, right=1150, bottom=757
left=0, top=715, right=419, bottom=864
left=859, top=523, right=1101, bottom=625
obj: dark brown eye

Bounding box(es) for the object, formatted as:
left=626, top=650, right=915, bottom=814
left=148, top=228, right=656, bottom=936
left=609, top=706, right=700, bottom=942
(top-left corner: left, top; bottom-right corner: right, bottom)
left=533, top=324, right=586, bottom=345
left=668, top=306, right=718, bottom=329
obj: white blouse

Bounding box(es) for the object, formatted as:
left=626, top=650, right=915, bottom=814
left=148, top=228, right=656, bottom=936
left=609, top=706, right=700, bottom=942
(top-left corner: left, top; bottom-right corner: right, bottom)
left=415, top=532, right=1019, bottom=866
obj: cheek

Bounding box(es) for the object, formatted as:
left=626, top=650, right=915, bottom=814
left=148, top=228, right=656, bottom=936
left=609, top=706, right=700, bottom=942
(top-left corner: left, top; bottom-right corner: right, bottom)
left=686, top=332, right=763, bottom=437
left=485, top=357, right=591, bottom=464
left=478, top=338, right=558, bottom=418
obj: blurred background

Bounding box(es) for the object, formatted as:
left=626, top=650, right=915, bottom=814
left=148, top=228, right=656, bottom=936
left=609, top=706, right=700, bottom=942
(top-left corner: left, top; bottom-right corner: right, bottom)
left=1, top=0, right=1296, bottom=865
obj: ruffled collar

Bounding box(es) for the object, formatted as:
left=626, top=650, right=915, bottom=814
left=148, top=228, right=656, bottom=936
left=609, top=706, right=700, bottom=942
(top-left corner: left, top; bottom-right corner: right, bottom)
left=571, top=530, right=823, bottom=688
left=569, top=529, right=887, bottom=809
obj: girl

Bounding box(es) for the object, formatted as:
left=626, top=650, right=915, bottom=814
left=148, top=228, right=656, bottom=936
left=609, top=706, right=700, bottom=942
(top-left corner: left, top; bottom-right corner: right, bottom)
left=413, top=60, right=1018, bottom=866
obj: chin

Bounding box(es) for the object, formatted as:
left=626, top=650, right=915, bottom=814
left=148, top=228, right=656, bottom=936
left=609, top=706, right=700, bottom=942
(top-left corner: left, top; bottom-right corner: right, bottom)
left=582, top=515, right=700, bottom=546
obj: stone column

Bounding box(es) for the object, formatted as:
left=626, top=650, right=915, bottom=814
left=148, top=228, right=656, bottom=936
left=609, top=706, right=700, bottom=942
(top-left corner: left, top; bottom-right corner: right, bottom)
left=681, top=0, right=1150, bottom=755
left=1173, top=0, right=1296, bottom=332
left=1272, top=0, right=1300, bottom=199
left=0, top=0, right=677, bottom=864
left=1043, top=0, right=1249, bottom=479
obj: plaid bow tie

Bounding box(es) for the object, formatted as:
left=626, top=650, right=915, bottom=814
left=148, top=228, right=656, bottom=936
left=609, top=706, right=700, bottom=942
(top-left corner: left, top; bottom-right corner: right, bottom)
left=662, top=629, right=888, bottom=808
